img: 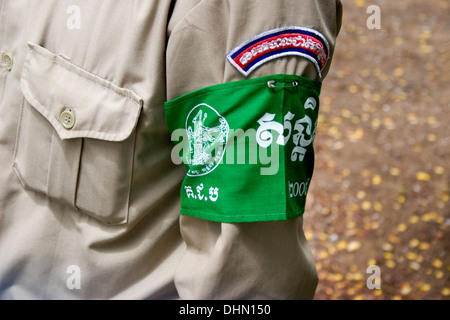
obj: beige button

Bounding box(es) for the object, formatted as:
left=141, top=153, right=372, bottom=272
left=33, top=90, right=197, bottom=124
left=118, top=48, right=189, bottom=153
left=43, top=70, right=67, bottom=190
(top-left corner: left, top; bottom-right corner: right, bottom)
left=2, top=52, right=13, bottom=71
left=60, top=109, right=75, bottom=129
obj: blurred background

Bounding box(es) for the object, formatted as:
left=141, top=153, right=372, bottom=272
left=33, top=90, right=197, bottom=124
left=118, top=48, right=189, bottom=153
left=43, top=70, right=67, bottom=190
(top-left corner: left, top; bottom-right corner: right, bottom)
left=303, top=0, right=449, bottom=300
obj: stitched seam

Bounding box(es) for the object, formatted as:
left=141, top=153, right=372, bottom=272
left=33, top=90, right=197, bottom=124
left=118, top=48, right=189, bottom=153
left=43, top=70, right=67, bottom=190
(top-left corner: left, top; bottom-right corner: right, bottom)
left=22, top=74, right=134, bottom=140
left=165, top=77, right=319, bottom=109
left=28, top=48, right=141, bottom=107
left=181, top=207, right=302, bottom=219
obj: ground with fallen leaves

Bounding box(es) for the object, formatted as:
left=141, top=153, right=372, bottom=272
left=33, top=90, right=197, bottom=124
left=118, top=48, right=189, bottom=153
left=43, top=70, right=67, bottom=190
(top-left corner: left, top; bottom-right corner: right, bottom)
left=303, top=0, right=449, bottom=300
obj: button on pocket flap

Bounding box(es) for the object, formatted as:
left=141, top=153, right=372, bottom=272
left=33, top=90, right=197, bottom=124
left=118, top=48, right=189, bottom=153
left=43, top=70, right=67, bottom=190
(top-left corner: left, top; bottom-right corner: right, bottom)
left=20, top=42, right=143, bottom=142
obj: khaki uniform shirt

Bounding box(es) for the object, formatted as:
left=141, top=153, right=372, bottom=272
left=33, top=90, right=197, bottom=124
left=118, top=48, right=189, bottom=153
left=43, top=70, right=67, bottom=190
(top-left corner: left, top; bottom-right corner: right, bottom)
left=0, top=0, right=342, bottom=299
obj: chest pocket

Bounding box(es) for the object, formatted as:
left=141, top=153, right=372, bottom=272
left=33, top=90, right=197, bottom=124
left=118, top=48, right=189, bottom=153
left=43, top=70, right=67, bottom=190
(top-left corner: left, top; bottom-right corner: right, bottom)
left=13, top=42, right=143, bottom=225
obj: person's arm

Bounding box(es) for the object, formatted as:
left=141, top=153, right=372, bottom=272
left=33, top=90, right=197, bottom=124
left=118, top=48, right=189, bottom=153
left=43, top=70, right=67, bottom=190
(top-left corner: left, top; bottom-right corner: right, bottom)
left=166, top=0, right=343, bottom=299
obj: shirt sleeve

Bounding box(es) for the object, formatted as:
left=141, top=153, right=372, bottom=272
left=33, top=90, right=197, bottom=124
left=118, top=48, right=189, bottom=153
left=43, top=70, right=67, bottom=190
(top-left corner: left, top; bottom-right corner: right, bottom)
left=166, top=0, right=343, bottom=299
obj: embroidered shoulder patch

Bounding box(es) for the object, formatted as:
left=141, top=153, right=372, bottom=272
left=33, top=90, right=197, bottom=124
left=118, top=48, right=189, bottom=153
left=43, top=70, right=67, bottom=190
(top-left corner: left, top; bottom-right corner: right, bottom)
left=226, top=26, right=330, bottom=78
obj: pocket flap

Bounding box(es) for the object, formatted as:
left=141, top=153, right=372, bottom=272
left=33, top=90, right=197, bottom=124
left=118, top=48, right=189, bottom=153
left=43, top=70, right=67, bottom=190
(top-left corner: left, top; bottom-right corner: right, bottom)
left=20, top=42, right=143, bottom=142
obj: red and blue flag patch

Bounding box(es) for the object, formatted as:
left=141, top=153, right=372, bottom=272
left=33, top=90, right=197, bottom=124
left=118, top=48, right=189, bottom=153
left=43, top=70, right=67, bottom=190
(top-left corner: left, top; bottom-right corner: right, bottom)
left=226, top=26, right=330, bottom=78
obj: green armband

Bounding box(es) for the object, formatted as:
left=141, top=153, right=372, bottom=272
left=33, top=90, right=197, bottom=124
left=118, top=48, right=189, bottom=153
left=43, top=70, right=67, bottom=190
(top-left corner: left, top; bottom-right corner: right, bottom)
left=165, top=74, right=321, bottom=223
